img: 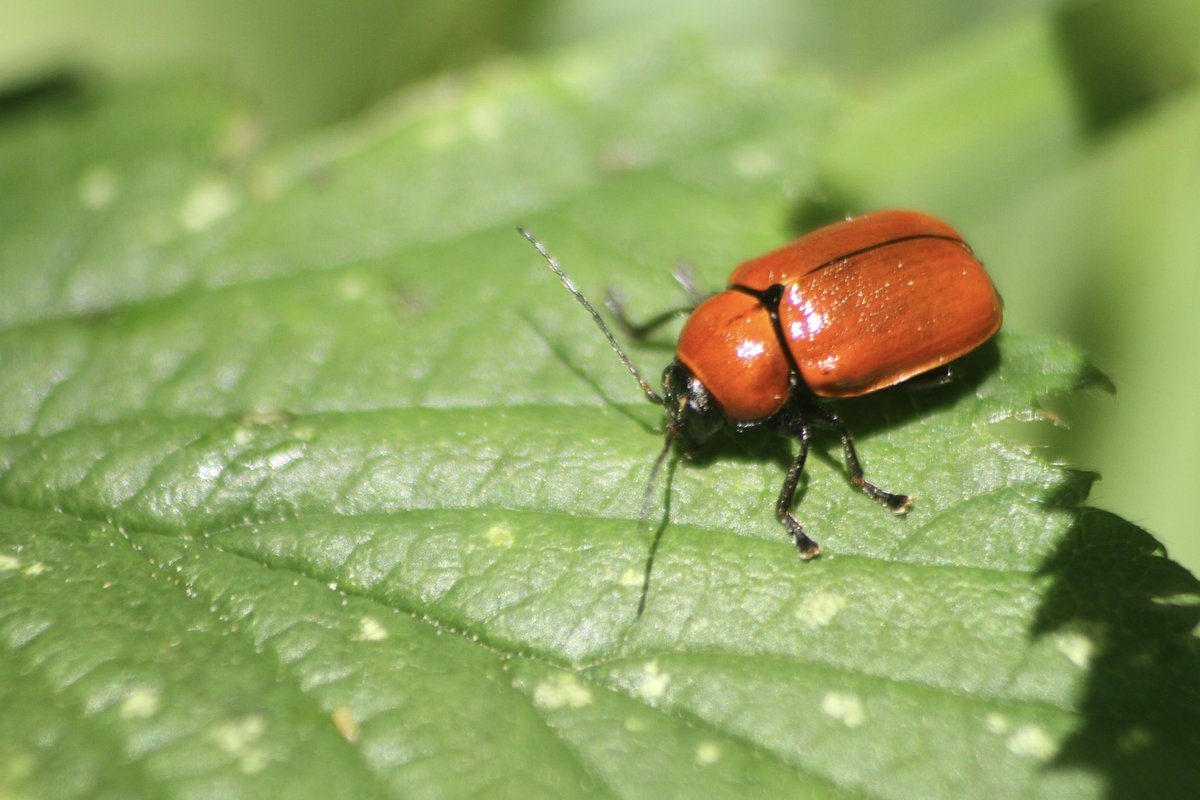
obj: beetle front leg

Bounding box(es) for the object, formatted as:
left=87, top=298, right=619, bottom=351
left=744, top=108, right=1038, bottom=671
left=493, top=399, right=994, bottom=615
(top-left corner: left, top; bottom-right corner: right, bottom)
left=604, top=264, right=707, bottom=341
left=603, top=292, right=694, bottom=341
left=775, top=421, right=822, bottom=558
left=810, top=403, right=912, bottom=514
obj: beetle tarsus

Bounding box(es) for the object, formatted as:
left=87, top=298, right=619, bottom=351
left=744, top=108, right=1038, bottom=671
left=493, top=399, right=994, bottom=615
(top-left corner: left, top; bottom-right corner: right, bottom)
left=781, top=512, right=822, bottom=559
left=854, top=477, right=912, bottom=514
left=793, top=531, right=822, bottom=560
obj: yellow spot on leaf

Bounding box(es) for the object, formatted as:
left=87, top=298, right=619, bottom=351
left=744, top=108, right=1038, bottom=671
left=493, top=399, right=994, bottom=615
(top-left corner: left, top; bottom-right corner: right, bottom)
left=79, top=165, right=118, bottom=209
left=821, top=691, right=865, bottom=728
left=180, top=177, right=238, bottom=232
left=695, top=741, right=722, bottom=765
left=486, top=524, right=514, bottom=548
left=331, top=707, right=361, bottom=743
left=120, top=687, right=161, bottom=719
left=638, top=661, right=670, bottom=700
left=796, top=591, right=847, bottom=629
left=357, top=616, right=388, bottom=642
left=532, top=673, right=593, bottom=710
left=1054, top=631, right=1096, bottom=669
left=1006, top=725, right=1058, bottom=760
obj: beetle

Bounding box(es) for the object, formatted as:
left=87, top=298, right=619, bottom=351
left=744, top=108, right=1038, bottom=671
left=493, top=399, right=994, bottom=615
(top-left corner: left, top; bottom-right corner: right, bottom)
left=518, top=210, right=1002, bottom=557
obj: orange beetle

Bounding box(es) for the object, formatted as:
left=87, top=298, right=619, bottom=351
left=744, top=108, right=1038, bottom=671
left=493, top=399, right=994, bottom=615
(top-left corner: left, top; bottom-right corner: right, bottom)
left=519, top=210, right=1002, bottom=558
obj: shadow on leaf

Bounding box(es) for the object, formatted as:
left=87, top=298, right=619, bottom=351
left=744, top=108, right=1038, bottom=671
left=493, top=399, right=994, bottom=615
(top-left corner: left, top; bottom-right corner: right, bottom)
left=1034, top=507, right=1200, bottom=798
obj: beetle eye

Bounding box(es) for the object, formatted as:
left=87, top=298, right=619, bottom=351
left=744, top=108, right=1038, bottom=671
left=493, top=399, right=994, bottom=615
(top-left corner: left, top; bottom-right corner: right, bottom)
left=682, top=375, right=723, bottom=443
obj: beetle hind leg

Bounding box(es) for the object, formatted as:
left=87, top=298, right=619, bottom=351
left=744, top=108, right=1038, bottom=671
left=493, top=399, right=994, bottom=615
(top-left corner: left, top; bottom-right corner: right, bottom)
left=813, top=404, right=912, bottom=514
left=842, top=436, right=912, bottom=514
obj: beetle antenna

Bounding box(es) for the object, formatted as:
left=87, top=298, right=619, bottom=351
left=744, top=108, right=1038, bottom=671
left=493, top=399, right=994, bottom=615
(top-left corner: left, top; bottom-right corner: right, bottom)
left=517, top=227, right=663, bottom=405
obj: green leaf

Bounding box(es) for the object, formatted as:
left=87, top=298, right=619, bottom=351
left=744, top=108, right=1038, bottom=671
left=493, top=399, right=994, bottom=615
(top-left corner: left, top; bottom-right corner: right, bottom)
left=0, top=0, right=541, bottom=135
left=2, top=40, right=1198, bottom=800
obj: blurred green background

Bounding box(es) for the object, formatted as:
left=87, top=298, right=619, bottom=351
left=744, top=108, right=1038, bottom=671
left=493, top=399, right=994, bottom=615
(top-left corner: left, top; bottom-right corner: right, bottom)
left=2, top=0, right=1198, bottom=573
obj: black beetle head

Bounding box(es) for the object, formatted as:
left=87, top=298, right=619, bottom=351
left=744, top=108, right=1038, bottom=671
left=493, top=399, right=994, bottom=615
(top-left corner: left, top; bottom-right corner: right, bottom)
left=661, top=360, right=724, bottom=453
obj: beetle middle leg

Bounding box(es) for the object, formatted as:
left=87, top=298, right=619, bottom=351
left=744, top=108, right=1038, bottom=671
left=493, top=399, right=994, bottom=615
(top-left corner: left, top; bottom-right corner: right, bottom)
left=808, top=402, right=912, bottom=513
left=775, top=417, right=822, bottom=558
left=902, top=363, right=955, bottom=391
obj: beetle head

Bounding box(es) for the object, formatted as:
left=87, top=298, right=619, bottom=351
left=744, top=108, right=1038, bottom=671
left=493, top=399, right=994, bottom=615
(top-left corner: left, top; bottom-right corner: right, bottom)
left=661, top=360, right=724, bottom=454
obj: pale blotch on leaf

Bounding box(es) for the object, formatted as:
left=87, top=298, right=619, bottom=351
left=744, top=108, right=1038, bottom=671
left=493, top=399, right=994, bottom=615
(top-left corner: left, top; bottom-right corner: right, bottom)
left=248, top=163, right=284, bottom=200
left=552, top=51, right=606, bottom=95
left=821, top=691, right=865, bottom=728
left=3, top=748, right=33, bottom=782
left=985, top=712, right=1009, bottom=735
left=420, top=99, right=505, bottom=151
left=0, top=555, right=21, bottom=571
left=624, top=716, right=646, bottom=732
left=1006, top=724, right=1058, bottom=761
left=339, top=274, right=369, bottom=301
left=532, top=673, right=593, bottom=710
left=212, top=714, right=269, bottom=774
left=795, top=591, right=847, bottom=629
left=1118, top=726, right=1153, bottom=754
left=638, top=661, right=671, bottom=701
left=695, top=741, right=722, bottom=766
left=1053, top=630, right=1096, bottom=669
left=356, top=616, right=388, bottom=642
left=291, top=425, right=317, bottom=442
left=618, top=568, right=642, bottom=587
left=22, top=562, right=48, bottom=576
left=468, top=102, right=505, bottom=143
left=730, top=144, right=781, bottom=178
left=78, top=164, right=119, bottom=209
left=119, top=687, right=161, bottom=720
left=239, top=750, right=269, bottom=775
left=422, top=118, right=462, bottom=150
left=486, top=524, right=515, bottom=549
left=179, top=176, right=238, bottom=232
